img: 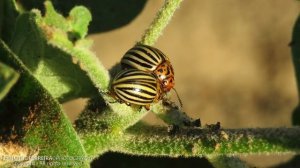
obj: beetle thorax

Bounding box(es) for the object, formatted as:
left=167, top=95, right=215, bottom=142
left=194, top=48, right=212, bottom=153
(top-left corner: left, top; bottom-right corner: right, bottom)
left=154, top=61, right=175, bottom=92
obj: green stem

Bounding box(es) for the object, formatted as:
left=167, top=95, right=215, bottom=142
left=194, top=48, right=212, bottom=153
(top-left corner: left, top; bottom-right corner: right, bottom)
left=75, top=96, right=148, bottom=133
left=75, top=97, right=148, bottom=156
left=114, top=125, right=300, bottom=156
left=151, top=101, right=198, bottom=126
left=80, top=124, right=300, bottom=158
left=139, top=0, right=183, bottom=45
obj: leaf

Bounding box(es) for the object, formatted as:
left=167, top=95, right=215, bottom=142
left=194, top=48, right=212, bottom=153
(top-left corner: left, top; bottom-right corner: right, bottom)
left=68, top=6, right=91, bottom=39
left=16, top=0, right=147, bottom=33
left=291, top=15, right=300, bottom=125
left=7, top=1, right=109, bottom=102
left=0, top=0, right=20, bottom=42
left=0, top=62, right=19, bottom=101
left=0, top=40, right=89, bottom=167
left=0, top=0, right=3, bottom=36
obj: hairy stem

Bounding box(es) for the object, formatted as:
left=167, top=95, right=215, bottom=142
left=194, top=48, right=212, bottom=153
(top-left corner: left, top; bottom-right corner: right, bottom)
left=139, top=0, right=183, bottom=45
left=113, top=125, right=300, bottom=156
left=151, top=101, right=198, bottom=126
left=75, top=97, right=148, bottom=156
left=80, top=124, right=300, bottom=158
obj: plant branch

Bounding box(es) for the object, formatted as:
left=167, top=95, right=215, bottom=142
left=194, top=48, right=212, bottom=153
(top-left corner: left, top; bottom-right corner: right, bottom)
left=139, top=0, right=183, bottom=45
left=151, top=101, right=199, bottom=126
left=75, top=97, right=148, bottom=156
left=114, top=125, right=300, bottom=156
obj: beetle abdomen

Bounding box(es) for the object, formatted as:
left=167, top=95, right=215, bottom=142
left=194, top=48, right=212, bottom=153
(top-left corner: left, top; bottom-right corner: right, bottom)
left=121, top=44, right=167, bottom=71
left=112, top=69, right=162, bottom=106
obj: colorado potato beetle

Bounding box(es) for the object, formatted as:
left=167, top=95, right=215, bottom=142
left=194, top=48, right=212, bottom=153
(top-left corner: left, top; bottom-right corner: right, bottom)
left=121, top=44, right=175, bottom=92
left=111, top=69, right=163, bottom=109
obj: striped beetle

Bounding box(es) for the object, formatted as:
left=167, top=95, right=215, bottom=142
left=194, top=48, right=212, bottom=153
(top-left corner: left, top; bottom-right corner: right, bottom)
left=121, top=44, right=175, bottom=92
left=111, top=69, right=163, bottom=109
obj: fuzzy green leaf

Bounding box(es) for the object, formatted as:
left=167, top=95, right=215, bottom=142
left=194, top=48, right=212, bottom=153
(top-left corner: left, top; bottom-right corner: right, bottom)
left=0, top=62, right=19, bottom=101
left=7, top=1, right=108, bottom=102
left=0, top=40, right=89, bottom=167
left=43, top=1, right=69, bottom=31
left=68, top=6, right=91, bottom=39
left=39, top=1, right=110, bottom=92
left=17, top=0, right=147, bottom=33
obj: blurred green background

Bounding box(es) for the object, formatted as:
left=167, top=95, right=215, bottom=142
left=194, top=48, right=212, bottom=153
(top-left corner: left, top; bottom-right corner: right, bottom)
left=61, top=0, right=300, bottom=167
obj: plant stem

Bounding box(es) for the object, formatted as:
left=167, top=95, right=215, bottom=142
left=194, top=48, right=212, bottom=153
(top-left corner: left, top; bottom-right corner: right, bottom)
left=80, top=124, right=300, bottom=158
left=151, top=101, right=198, bottom=126
left=139, top=0, right=183, bottom=45
left=112, top=125, right=300, bottom=156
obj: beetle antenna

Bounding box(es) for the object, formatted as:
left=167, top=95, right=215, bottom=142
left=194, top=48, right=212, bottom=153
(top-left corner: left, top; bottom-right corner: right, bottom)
left=172, top=88, right=183, bottom=108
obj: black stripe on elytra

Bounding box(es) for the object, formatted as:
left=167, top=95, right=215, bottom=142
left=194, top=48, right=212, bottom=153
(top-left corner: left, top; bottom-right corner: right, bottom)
left=123, top=56, right=154, bottom=69
left=117, top=72, right=155, bottom=79
left=117, top=91, right=152, bottom=104
left=115, top=69, right=151, bottom=76
left=117, top=89, right=154, bottom=102
left=127, top=51, right=156, bottom=66
left=119, top=88, right=156, bottom=98
left=114, top=78, right=157, bottom=87
left=114, top=78, right=155, bottom=84
left=115, top=82, right=157, bottom=92
left=155, top=48, right=167, bottom=61
left=145, top=46, right=166, bottom=62
left=134, top=47, right=160, bottom=64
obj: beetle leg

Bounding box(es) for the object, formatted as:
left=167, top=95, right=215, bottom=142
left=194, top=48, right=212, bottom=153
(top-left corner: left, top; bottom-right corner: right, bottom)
left=144, top=104, right=150, bottom=110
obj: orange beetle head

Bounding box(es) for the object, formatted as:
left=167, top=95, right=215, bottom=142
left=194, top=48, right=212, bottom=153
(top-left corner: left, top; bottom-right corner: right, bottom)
left=154, top=61, right=175, bottom=92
